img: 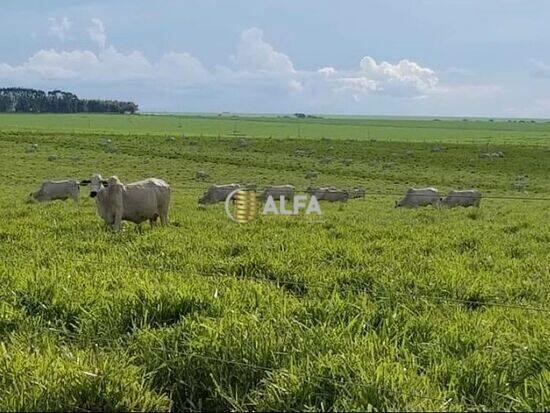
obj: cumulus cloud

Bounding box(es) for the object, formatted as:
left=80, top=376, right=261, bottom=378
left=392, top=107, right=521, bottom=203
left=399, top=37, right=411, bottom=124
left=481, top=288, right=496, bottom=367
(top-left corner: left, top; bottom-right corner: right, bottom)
left=88, top=18, right=107, bottom=49
left=0, top=22, right=464, bottom=111
left=232, top=27, right=295, bottom=73
left=49, top=17, right=72, bottom=41
left=353, top=56, right=438, bottom=96
left=0, top=18, right=210, bottom=86
left=157, top=52, right=209, bottom=83
left=0, top=47, right=212, bottom=84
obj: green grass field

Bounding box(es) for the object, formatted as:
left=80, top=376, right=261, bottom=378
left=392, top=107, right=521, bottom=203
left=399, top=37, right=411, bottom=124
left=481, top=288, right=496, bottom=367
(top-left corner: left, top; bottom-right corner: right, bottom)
left=2, top=112, right=550, bottom=145
left=0, top=114, right=549, bottom=411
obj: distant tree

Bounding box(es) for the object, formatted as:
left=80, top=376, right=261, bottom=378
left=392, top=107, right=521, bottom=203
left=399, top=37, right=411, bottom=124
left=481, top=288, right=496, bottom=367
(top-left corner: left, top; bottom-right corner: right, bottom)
left=0, top=87, right=139, bottom=114
left=0, top=93, right=13, bottom=112
left=294, top=113, right=306, bottom=118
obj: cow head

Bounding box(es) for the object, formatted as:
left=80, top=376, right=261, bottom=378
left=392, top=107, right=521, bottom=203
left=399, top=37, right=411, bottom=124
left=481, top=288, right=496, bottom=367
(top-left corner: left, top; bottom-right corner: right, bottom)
left=81, top=174, right=108, bottom=198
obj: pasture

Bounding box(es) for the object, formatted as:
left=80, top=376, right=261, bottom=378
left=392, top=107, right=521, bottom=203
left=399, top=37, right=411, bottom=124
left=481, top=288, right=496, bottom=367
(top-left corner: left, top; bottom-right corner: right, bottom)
left=0, top=114, right=549, bottom=411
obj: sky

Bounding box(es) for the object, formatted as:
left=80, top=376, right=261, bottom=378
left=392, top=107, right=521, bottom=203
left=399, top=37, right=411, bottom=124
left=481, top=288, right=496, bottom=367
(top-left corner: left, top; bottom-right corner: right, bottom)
left=1, top=0, right=550, bottom=117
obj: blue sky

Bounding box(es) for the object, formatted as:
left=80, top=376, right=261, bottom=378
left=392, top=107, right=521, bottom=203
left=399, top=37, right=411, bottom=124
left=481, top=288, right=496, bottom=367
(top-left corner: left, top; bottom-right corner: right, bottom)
left=1, top=0, right=550, bottom=117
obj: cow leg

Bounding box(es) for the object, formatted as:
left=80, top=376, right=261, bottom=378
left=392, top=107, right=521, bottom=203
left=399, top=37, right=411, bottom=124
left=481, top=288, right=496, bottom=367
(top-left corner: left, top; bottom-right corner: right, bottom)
left=149, top=217, right=157, bottom=229
left=113, top=211, right=123, bottom=231
left=159, top=213, right=166, bottom=226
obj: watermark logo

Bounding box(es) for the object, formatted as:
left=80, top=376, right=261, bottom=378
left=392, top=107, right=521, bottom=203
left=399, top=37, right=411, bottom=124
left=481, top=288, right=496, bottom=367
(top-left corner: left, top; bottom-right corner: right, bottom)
left=225, top=189, right=322, bottom=223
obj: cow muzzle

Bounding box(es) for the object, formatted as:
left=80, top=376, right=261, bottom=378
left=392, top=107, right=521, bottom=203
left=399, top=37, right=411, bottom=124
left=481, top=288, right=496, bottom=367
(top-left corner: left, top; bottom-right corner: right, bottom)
left=90, top=191, right=98, bottom=198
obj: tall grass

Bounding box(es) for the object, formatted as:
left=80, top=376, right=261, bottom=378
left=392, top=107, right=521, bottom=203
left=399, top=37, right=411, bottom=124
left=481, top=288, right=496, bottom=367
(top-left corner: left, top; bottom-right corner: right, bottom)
left=0, top=117, right=548, bottom=410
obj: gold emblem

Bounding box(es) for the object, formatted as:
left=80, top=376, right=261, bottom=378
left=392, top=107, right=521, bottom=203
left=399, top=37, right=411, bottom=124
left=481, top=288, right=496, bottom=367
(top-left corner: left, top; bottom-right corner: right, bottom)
left=233, top=190, right=257, bottom=223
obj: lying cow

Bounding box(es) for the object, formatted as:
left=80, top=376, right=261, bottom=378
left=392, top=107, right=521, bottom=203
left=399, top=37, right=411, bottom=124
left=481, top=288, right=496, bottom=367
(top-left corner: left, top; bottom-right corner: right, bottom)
left=441, top=189, right=481, bottom=208
left=261, top=185, right=295, bottom=201
left=307, top=187, right=349, bottom=202
left=396, top=187, right=440, bottom=208
left=199, top=184, right=241, bottom=205
left=28, top=180, right=80, bottom=203
left=81, top=174, right=170, bottom=231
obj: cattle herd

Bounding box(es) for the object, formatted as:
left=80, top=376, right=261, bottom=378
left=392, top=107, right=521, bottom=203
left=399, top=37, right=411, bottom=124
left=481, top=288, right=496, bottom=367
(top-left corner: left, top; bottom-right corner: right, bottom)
left=27, top=176, right=482, bottom=231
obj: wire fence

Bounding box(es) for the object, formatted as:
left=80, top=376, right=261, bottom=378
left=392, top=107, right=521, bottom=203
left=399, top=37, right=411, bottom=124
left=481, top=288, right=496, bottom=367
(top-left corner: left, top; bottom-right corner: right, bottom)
left=128, top=181, right=550, bottom=202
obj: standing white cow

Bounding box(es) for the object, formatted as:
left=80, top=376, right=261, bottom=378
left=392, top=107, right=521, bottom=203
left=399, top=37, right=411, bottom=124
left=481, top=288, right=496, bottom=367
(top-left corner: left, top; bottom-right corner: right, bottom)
left=396, top=187, right=441, bottom=208
left=81, top=174, right=170, bottom=231
left=441, top=189, right=482, bottom=208
left=28, top=180, right=80, bottom=203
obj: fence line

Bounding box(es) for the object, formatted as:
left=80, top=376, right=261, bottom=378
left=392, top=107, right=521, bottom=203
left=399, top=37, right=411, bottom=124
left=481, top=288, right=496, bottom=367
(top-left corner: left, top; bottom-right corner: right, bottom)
left=153, top=182, right=550, bottom=202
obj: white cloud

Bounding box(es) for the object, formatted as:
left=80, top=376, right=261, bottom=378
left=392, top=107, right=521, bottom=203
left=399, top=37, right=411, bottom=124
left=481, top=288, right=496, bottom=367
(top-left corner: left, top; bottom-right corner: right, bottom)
left=232, top=27, right=295, bottom=73
left=531, top=60, right=550, bottom=79
left=49, top=17, right=72, bottom=41
left=0, top=19, right=209, bottom=85
left=288, top=79, right=303, bottom=92
left=0, top=22, right=501, bottom=113
left=354, top=56, right=438, bottom=96
left=88, top=18, right=107, bottom=49
left=318, top=67, right=337, bottom=77
left=334, top=76, right=378, bottom=94
left=157, top=52, right=209, bottom=83
left=0, top=47, right=212, bottom=84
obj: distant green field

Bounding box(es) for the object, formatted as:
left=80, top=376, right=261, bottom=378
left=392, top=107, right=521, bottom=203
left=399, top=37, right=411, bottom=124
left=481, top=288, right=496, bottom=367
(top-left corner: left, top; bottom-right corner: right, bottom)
left=0, top=115, right=549, bottom=411
left=1, top=113, right=550, bottom=145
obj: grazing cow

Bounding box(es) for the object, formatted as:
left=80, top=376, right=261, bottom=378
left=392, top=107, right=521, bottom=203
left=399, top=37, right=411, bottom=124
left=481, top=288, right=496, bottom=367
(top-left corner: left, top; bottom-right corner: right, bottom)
left=81, top=174, right=170, bottom=231
left=195, top=170, right=209, bottom=180
left=28, top=180, right=80, bottom=203
left=480, top=151, right=505, bottom=159
left=241, top=182, right=257, bottom=191
left=261, top=185, right=295, bottom=201
left=396, top=187, right=441, bottom=208
left=26, top=143, right=39, bottom=153
left=350, top=187, right=366, bottom=199
left=441, top=189, right=482, bottom=208
left=199, top=184, right=241, bottom=205
left=307, top=187, right=349, bottom=202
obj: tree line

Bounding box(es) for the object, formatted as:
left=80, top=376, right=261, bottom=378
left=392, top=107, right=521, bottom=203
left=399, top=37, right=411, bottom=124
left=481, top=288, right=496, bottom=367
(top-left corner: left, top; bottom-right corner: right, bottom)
left=0, top=88, right=138, bottom=114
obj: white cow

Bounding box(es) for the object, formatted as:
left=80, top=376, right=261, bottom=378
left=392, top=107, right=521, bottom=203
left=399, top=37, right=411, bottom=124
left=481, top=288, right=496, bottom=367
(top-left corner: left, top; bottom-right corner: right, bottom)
left=396, top=187, right=441, bottom=208
left=28, top=180, right=80, bottom=203
left=261, top=185, right=295, bottom=201
left=198, top=184, right=241, bottom=205
left=350, top=187, right=366, bottom=199
left=81, top=174, right=170, bottom=231
left=441, top=189, right=482, bottom=208
left=307, top=187, right=349, bottom=202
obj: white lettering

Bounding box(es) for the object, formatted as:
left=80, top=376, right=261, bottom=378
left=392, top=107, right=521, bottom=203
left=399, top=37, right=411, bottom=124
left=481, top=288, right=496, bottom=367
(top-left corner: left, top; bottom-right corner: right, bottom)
left=262, top=195, right=279, bottom=214
left=306, top=196, right=322, bottom=215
